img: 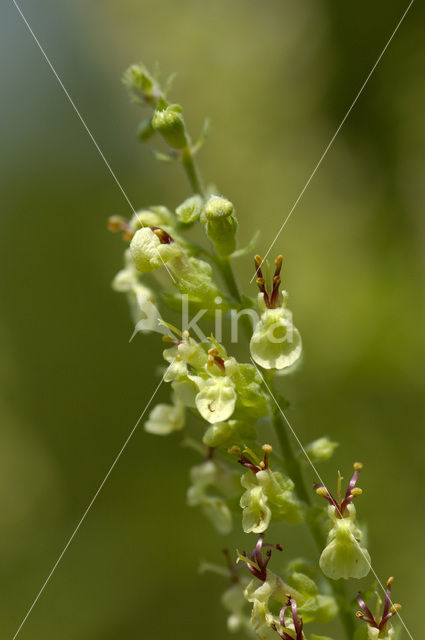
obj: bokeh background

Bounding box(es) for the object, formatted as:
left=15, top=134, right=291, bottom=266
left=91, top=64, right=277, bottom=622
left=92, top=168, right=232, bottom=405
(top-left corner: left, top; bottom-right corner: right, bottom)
left=1, top=1, right=424, bottom=638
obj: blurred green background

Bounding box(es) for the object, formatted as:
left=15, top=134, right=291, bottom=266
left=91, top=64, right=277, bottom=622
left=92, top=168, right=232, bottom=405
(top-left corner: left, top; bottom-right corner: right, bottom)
left=1, top=1, right=424, bottom=638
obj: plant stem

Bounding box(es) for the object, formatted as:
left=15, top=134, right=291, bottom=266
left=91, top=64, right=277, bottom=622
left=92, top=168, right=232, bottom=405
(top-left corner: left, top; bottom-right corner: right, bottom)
left=181, top=147, right=205, bottom=197
left=217, top=256, right=253, bottom=343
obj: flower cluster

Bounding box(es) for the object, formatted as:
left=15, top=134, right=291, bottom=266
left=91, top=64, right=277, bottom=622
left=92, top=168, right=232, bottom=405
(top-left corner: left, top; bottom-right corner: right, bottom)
left=108, top=63, right=404, bottom=640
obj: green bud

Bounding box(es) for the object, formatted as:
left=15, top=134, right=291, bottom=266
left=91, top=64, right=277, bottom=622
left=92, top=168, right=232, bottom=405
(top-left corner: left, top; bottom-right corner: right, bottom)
left=130, top=227, right=182, bottom=273
left=224, top=358, right=270, bottom=419
left=122, top=63, right=159, bottom=105
left=304, top=437, right=339, bottom=463
left=152, top=103, right=188, bottom=149
left=144, top=399, right=185, bottom=435
left=201, top=195, right=238, bottom=256
left=175, top=194, right=203, bottom=224
left=203, top=421, right=235, bottom=447
left=203, top=419, right=256, bottom=448
left=319, top=504, right=371, bottom=580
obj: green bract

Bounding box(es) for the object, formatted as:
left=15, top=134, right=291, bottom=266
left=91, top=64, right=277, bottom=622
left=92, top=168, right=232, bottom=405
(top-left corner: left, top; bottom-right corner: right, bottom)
left=250, top=294, right=302, bottom=371
left=176, top=194, right=203, bottom=224
left=319, top=504, right=371, bottom=580
left=240, top=469, right=303, bottom=534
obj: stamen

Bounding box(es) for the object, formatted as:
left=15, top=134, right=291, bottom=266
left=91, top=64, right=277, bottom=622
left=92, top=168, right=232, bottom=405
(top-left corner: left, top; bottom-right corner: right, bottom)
left=315, top=463, right=365, bottom=516
left=254, top=254, right=284, bottom=308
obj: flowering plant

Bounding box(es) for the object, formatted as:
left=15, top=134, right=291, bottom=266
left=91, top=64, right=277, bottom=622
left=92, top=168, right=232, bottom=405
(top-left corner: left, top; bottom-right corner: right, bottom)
left=108, top=64, right=403, bottom=640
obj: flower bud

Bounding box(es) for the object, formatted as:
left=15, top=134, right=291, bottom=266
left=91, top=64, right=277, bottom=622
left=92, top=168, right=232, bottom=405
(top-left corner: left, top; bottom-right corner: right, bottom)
left=144, top=399, right=185, bottom=435
left=201, top=195, right=238, bottom=256
left=122, top=64, right=159, bottom=104
left=152, top=103, right=188, bottom=149
left=304, top=437, right=338, bottom=463
left=175, top=194, right=203, bottom=224
left=319, top=504, right=371, bottom=580
left=130, top=227, right=182, bottom=273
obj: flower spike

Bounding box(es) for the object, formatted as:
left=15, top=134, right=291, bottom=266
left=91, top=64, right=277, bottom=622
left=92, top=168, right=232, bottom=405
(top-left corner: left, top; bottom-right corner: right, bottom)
left=356, top=576, right=402, bottom=634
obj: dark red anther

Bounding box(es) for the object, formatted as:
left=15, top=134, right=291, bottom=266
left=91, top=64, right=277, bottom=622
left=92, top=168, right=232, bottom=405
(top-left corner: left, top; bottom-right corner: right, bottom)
left=151, top=226, right=174, bottom=244
left=254, top=254, right=284, bottom=309
left=356, top=577, right=401, bottom=633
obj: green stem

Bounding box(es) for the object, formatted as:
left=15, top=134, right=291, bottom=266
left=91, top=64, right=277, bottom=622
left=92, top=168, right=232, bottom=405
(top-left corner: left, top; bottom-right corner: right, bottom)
left=272, top=405, right=355, bottom=640
left=181, top=147, right=205, bottom=197
left=217, top=256, right=253, bottom=343
left=217, top=256, right=242, bottom=303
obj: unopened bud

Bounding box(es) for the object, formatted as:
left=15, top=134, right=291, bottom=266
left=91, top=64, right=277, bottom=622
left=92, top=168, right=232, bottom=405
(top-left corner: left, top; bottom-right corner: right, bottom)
left=122, top=64, right=159, bottom=105
left=152, top=103, right=188, bottom=149
left=176, top=195, right=203, bottom=224
left=201, top=195, right=238, bottom=256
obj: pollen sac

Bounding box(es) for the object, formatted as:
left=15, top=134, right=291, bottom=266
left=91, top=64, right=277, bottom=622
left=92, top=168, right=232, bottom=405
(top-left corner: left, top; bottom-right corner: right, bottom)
left=201, top=195, right=238, bottom=256
left=319, top=504, right=370, bottom=580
